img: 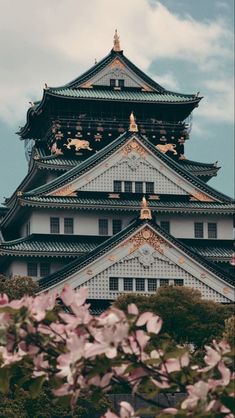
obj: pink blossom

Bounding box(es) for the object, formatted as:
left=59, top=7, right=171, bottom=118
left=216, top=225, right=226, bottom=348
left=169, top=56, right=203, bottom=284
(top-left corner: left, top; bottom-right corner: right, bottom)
left=200, top=345, right=221, bottom=372
left=136, top=312, right=153, bottom=327
left=102, top=410, right=119, bottom=418
left=89, top=372, right=113, bottom=389
left=181, top=381, right=209, bottom=410
left=163, top=408, right=178, bottom=415
left=120, top=401, right=140, bottom=418
left=0, top=293, right=9, bottom=305
left=127, top=303, right=139, bottom=316
left=136, top=312, right=162, bottom=334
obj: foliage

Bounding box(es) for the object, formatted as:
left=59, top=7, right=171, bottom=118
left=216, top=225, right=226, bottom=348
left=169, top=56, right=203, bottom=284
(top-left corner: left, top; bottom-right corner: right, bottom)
left=223, top=315, right=235, bottom=347
left=0, top=286, right=234, bottom=418
left=114, top=286, right=233, bottom=348
left=0, top=275, right=39, bottom=300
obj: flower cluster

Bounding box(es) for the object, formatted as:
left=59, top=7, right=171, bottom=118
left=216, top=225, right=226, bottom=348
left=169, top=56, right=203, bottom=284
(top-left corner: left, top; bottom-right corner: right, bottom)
left=0, top=285, right=234, bottom=417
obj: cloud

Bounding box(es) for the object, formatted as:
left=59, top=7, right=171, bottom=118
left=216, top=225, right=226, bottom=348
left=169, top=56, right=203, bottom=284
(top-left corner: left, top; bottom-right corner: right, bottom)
left=0, top=0, right=233, bottom=125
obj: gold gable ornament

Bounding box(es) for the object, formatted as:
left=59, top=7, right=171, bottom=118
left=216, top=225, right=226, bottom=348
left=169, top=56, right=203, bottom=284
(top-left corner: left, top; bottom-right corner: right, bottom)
left=129, top=112, right=138, bottom=132
left=140, top=196, right=152, bottom=220
left=113, top=29, right=121, bottom=52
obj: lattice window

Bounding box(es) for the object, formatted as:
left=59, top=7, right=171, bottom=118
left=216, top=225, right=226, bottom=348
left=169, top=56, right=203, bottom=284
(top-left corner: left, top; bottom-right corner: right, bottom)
left=148, top=279, right=157, bottom=292
left=50, top=217, right=60, bottom=234
left=109, top=277, right=119, bottom=291
left=118, top=79, right=125, bottom=88
left=194, top=222, right=204, bottom=238
left=174, top=279, right=184, bottom=286
left=146, top=182, right=154, bottom=193
left=160, top=221, right=170, bottom=234
left=208, top=223, right=217, bottom=239
left=136, top=278, right=145, bottom=291
left=40, top=263, right=50, bottom=277
left=123, top=278, right=133, bottom=291
left=135, top=181, right=143, bottom=193
left=110, top=79, right=116, bottom=87
left=124, top=181, right=132, bottom=193
left=160, top=279, right=169, bottom=287
left=112, top=219, right=122, bottom=235
left=99, top=219, right=108, bottom=236
left=113, top=180, right=122, bottom=192
left=27, top=262, right=37, bottom=277
left=64, top=218, right=74, bottom=234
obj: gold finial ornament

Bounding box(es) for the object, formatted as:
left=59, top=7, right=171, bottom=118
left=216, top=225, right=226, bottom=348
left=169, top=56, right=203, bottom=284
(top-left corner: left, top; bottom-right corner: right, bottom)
left=140, top=196, right=152, bottom=220
left=129, top=112, right=138, bottom=132
left=113, top=29, right=121, bottom=52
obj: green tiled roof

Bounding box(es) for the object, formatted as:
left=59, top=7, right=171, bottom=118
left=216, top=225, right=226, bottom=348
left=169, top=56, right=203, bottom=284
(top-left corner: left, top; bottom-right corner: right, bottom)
left=0, top=234, right=105, bottom=256
left=21, top=195, right=235, bottom=215
left=23, top=132, right=233, bottom=203
left=38, top=219, right=234, bottom=291
left=48, top=87, right=197, bottom=103
left=0, top=234, right=232, bottom=261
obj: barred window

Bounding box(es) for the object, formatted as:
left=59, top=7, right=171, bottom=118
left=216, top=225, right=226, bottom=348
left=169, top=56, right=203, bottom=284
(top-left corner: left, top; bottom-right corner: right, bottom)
left=110, top=79, right=116, bottom=87
left=26, top=221, right=30, bottom=237
left=118, top=79, right=125, bottom=88
left=148, top=279, right=157, bottom=292
left=40, top=263, right=50, bottom=277
left=113, top=181, right=122, bottom=193
left=27, top=262, right=37, bottom=277
left=50, top=217, right=60, bottom=234
left=135, top=182, right=143, bottom=193
left=123, top=278, right=133, bottom=291
left=174, top=279, right=184, bottom=286
left=194, top=222, right=204, bottom=238
left=208, top=223, right=217, bottom=239
left=160, top=279, right=169, bottom=287
left=112, top=219, right=122, bottom=235
left=160, top=221, right=170, bottom=234
left=146, top=182, right=154, bottom=194
left=64, top=218, right=74, bottom=234
left=124, top=181, right=132, bottom=193
left=109, top=277, right=119, bottom=291
left=136, top=278, right=145, bottom=292
left=99, top=219, right=108, bottom=235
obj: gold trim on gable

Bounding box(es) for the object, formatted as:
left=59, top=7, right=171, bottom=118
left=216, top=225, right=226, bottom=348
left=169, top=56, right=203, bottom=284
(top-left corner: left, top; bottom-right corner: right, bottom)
left=121, top=139, right=147, bottom=159
left=121, top=226, right=170, bottom=255
left=190, top=191, right=215, bottom=202
left=51, top=185, right=76, bottom=197
left=109, top=58, right=125, bottom=69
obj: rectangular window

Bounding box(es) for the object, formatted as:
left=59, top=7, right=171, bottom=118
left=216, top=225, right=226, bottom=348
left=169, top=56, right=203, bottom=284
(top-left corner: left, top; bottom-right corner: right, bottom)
left=146, top=182, right=154, bottom=194
left=160, top=221, right=170, bottom=234
left=135, top=181, right=143, bottom=193
left=123, top=278, right=133, bottom=291
left=50, top=217, right=60, bottom=234
left=194, top=222, right=204, bottom=238
left=148, top=279, right=157, bottom=292
left=174, top=279, right=184, bottom=286
left=99, top=219, right=108, bottom=236
left=64, top=218, right=74, bottom=234
left=118, top=79, right=124, bottom=88
left=113, top=181, right=122, bottom=193
left=110, top=79, right=116, bottom=87
left=208, top=223, right=217, bottom=239
left=124, top=181, right=132, bottom=193
left=112, top=219, right=122, bottom=235
left=109, top=277, right=119, bottom=291
left=160, top=279, right=169, bottom=287
left=40, top=263, right=50, bottom=277
left=136, top=278, right=145, bottom=292
left=27, top=262, right=37, bottom=277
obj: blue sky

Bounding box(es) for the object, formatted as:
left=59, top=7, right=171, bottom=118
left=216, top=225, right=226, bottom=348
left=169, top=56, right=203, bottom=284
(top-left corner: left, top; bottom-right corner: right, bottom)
left=0, top=0, right=234, bottom=203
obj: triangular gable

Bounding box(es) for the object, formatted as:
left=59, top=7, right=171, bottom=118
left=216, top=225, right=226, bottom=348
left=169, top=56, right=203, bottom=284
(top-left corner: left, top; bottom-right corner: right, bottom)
left=39, top=222, right=234, bottom=302
left=48, top=135, right=217, bottom=202
left=78, top=56, right=154, bottom=91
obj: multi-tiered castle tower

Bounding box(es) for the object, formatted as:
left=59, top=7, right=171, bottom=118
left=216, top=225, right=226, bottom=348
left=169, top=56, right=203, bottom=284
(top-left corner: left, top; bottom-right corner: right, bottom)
left=0, top=33, right=234, bottom=305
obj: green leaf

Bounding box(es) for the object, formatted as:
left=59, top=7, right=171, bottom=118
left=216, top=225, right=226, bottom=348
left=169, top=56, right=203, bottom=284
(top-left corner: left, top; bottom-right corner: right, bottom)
left=29, top=375, right=46, bottom=399
left=221, top=395, right=235, bottom=414
left=0, top=367, right=11, bottom=393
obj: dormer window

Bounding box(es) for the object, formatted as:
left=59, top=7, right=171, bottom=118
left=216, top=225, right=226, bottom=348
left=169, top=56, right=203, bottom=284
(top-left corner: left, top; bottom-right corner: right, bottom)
left=110, top=79, right=125, bottom=88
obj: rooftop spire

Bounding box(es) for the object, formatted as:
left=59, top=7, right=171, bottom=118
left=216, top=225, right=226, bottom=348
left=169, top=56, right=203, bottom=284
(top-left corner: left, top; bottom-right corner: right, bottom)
left=140, top=196, right=152, bottom=220
left=113, top=29, right=121, bottom=52
left=129, top=111, right=138, bottom=132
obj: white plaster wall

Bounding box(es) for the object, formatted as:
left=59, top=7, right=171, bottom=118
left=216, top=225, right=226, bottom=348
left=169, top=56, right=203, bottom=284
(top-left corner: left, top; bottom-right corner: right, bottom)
left=25, top=210, right=233, bottom=239
left=7, top=259, right=66, bottom=279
